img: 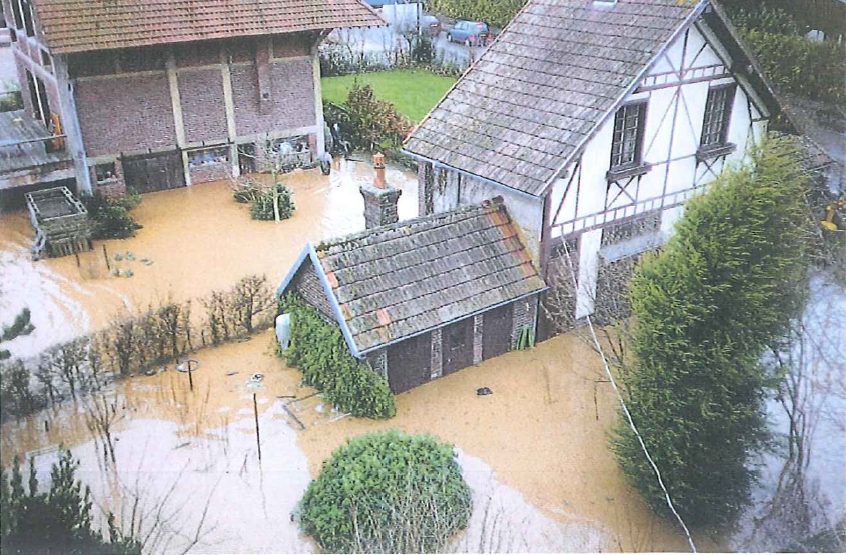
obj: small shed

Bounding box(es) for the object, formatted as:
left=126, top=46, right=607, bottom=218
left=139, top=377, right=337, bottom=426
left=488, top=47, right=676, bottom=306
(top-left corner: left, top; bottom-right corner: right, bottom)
left=277, top=197, right=547, bottom=393
left=25, top=186, right=92, bottom=258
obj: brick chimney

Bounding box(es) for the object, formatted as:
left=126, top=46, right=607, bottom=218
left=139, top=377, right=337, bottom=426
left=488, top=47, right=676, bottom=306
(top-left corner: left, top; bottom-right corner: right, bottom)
left=360, top=153, right=402, bottom=229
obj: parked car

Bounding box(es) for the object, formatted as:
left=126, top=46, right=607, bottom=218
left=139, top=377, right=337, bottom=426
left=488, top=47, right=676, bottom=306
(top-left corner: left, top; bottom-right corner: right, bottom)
left=420, top=13, right=441, bottom=37
left=446, top=20, right=491, bottom=46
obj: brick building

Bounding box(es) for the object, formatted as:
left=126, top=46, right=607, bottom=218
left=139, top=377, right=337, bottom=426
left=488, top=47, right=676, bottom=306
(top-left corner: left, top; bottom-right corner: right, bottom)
left=277, top=158, right=547, bottom=394
left=1, top=0, right=382, bottom=197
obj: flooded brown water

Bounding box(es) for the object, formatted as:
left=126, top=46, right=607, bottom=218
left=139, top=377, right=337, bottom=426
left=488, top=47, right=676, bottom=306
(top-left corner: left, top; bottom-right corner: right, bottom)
left=1, top=160, right=723, bottom=552
left=0, top=160, right=418, bottom=358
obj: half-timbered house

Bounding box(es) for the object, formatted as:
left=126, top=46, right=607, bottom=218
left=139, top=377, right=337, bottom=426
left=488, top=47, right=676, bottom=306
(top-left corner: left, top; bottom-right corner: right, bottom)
left=404, top=0, right=793, bottom=333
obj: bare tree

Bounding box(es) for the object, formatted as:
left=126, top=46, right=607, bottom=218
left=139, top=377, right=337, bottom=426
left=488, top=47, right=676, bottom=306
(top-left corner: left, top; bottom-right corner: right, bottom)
left=83, top=390, right=125, bottom=467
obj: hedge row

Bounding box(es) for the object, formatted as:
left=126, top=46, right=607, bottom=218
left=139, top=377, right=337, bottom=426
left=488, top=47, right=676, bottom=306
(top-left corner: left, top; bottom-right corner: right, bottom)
left=280, top=294, right=396, bottom=419
left=0, top=275, right=276, bottom=422
left=429, top=0, right=525, bottom=29
left=741, top=30, right=846, bottom=105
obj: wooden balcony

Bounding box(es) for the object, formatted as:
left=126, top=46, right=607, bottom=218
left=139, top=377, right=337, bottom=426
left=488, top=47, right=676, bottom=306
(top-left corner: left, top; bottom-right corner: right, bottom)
left=0, top=110, right=74, bottom=190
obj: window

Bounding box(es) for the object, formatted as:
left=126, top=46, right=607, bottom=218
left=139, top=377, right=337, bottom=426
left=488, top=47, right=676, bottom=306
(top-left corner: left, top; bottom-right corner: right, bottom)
left=701, top=85, right=735, bottom=147
left=20, top=0, right=34, bottom=36
left=11, top=0, right=23, bottom=30
left=610, top=102, right=646, bottom=169
left=188, top=147, right=229, bottom=168
left=95, top=163, right=117, bottom=183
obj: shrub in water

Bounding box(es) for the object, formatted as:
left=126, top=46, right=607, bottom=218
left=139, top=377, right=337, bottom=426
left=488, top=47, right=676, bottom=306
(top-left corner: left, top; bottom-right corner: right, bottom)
left=298, top=430, right=472, bottom=553
left=82, top=192, right=142, bottom=239
left=250, top=183, right=295, bottom=221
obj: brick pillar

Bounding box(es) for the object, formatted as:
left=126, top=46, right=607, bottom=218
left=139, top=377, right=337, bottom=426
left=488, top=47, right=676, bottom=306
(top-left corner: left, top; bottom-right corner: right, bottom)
left=430, top=328, right=443, bottom=379
left=360, top=153, right=402, bottom=229
left=473, top=314, right=483, bottom=365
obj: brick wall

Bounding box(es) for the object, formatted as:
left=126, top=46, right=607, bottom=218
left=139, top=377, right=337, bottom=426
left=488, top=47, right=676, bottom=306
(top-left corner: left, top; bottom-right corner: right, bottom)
left=189, top=162, right=230, bottom=184
left=291, top=262, right=334, bottom=320
left=179, top=68, right=228, bottom=144
left=75, top=73, right=176, bottom=157
left=230, top=59, right=316, bottom=137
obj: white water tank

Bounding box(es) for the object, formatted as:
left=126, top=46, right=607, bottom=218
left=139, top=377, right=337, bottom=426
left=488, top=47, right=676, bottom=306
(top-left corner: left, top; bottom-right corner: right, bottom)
left=275, top=314, right=291, bottom=352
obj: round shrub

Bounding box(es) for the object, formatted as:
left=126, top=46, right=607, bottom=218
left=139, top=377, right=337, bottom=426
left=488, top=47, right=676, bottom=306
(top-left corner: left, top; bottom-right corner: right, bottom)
left=298, top=430, right=473, bottom=553
left=250, top=183, right=294, bottom=221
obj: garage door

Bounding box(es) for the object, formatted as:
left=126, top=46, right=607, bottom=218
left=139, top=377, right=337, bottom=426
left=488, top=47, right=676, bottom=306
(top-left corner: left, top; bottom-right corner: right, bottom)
left=122, top=151, right=185, bottom=194
left=483, top=303, right=513, bottom=360
left=442, top=317, right=474, bottom=376
left=387, top=332, right=431, bottom=394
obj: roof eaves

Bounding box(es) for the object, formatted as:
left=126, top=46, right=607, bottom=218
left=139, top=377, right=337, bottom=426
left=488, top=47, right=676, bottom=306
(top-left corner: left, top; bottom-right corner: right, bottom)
left=357, top=285, right=547, bottom=356
left=401, top=148, right=546, bottom=201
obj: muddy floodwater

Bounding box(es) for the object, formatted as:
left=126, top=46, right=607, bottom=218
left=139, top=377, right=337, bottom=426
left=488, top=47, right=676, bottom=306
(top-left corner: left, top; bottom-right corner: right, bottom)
left=2, top=160, right=843, bottom=552
left=1, top=328, right=711, bottom=553
left=0, top=160, right=418, bottom=358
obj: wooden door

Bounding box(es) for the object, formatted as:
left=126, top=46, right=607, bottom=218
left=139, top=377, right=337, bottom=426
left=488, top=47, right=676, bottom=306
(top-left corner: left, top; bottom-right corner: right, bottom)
left=442, top=317, right=474, bottom=376
left=482, top=303, right=513, bottom=360
left=387, top=332, right=431, bottom=394
left=122, top=151, right=185, bottom=194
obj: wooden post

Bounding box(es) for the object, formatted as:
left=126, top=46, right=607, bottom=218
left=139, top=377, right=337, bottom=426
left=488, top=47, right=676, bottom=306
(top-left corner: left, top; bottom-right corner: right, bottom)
left=103, top=244, right=111, bottom=271
left=253, top=393, right=262, bottom=462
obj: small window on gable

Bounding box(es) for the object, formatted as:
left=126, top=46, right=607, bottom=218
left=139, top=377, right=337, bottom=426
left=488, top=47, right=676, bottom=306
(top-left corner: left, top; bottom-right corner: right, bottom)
left=610, top=101, right=647, bottom=169
left=95, top=162, right=117, bottom=183
left=701, top=85, right=735, bottom=147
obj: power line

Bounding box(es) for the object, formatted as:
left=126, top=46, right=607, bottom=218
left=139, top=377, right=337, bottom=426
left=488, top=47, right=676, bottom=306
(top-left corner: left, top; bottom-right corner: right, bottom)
left=560, top=240, right=698, bottom=553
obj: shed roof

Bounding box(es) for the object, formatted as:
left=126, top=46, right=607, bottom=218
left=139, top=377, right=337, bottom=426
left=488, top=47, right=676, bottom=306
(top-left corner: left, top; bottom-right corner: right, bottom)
left=279, top=197, right=546, bottom=355
left=33, top=0, right=385, bottom=54
left=404, top=0, right=781, bottom=197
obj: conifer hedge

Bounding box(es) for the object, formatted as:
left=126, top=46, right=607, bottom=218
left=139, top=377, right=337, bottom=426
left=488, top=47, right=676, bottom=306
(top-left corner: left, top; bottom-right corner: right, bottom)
left=613, top=137, right=811, bottom=528
left=281, top=294, right=396, bottom=419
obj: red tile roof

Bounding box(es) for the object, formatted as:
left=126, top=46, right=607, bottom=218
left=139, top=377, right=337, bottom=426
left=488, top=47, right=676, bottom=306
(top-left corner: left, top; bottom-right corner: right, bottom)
left=34, top=0, right=385, bottom=54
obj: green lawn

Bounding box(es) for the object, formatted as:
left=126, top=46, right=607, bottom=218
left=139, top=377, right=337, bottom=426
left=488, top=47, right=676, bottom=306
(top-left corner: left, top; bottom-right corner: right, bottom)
left=321, top=69, right=456, bottom=123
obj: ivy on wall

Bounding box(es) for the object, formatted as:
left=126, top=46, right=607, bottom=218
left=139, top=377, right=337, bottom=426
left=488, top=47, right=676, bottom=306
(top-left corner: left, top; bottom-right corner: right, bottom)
left=280, top=294, right=396, bottom=419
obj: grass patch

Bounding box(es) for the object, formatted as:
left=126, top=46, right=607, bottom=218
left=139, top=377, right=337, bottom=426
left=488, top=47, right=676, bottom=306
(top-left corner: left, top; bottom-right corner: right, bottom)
left=321, top=69, right=456, bottom=123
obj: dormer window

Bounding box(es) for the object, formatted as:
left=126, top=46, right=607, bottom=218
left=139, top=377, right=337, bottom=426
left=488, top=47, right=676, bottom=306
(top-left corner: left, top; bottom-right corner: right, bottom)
left=700, top=84, right=735, bottom=147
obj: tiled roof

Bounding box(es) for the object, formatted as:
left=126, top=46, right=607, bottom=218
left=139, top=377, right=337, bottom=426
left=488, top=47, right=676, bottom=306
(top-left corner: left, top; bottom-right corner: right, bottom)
left=314, top=197, right=546, bottom=353
left=33, top=0, right=385, bottom=54
left=405, top=0, right=706, bottom=196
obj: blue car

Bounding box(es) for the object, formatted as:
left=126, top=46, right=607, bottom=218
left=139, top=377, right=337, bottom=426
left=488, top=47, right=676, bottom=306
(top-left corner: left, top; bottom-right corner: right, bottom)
left=446, top=20, right=491, bottom=46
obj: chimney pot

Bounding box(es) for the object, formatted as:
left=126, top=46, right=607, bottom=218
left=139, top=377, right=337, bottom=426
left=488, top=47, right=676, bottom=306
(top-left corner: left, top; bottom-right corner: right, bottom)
left=373, top=152, right=386, bottom=189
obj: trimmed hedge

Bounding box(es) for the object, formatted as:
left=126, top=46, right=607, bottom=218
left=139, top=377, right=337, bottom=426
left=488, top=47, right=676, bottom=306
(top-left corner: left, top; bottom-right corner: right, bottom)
left=429, top=0, right=525, bottom=29
left=281, top=294, right=395, bottom=419
left=298, top=430, right=472, bottom=553
left=741, top=29, right=846, bottom=105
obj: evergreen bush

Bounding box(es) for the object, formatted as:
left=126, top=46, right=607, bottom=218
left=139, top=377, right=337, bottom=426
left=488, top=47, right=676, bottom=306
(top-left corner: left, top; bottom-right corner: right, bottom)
left=298, top=430, right=472, bottom=553
left=82, top=192, right=143, bottom=239
left=250, top=183, right=295, bottom=221
left=0, top=450, right=141, bottom=554
left=613, top=137, right=811, bottom=528
left=343, top=85, right=412, bottom=152
left=280, top=294, right=395, bottom=419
